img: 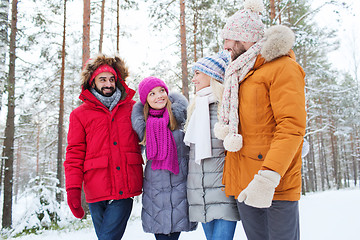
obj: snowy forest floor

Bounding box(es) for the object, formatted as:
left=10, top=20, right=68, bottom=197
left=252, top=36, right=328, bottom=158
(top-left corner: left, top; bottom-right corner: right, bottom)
left=4, top=188, right=360, bottom=240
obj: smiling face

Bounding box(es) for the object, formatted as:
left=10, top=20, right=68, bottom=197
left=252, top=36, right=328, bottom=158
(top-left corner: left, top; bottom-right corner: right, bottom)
left=93, top=72, right=116, bottom=97
left=192, top=70, right=211, bottom=92
left=146, top=86, right=168, bottom=110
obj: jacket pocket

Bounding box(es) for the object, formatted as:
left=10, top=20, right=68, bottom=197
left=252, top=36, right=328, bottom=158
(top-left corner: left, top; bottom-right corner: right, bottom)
left=241, top=145, right=270, bottom=162
left=236, top=146, right=271, bottom=190
left=83, top=156, right=111, bottom=199
left=125, top=152, right=144, bottom=194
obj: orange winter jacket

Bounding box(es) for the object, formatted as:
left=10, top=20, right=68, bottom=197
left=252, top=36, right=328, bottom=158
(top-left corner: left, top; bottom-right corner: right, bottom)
left=223, top=49, right=306, bottom=201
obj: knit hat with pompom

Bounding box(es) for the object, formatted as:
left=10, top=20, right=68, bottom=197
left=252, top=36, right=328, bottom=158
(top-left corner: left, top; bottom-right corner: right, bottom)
left=221, top=0, right=265, bottom=42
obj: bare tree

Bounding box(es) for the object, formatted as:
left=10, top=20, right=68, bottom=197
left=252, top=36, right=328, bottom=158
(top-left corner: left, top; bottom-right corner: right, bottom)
left=2, top=0, right=18, bottom=229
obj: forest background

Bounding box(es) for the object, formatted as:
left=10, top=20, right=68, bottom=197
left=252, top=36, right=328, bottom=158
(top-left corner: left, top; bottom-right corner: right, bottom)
left=0, top=0, right=359, bottom=237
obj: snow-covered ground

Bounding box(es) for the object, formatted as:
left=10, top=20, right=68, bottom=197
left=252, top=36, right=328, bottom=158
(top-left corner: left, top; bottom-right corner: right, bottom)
left=7, top=188, right=360, bottom=239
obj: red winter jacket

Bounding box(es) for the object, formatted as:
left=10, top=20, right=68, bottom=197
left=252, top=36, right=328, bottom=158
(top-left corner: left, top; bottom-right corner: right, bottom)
left=64, top=80, right=143, bottom=203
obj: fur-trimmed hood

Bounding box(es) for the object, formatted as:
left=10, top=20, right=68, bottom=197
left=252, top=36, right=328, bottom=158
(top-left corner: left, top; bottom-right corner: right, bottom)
left=260, top=25, right=295, bottom=62
left=81, top=53, right=129, bottom=90
left=131, top=92, right=188, bottom=141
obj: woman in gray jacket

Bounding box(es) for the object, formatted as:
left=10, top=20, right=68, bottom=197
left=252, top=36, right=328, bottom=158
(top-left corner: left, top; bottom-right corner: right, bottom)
left=184, top=51, right=240, bottom=240
left=131, top=76, right=197, bottom=240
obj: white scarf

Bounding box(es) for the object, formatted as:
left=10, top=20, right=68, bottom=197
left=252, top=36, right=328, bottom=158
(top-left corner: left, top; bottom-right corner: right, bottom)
left=215, top=39, right=265, bottom=152
left=184, top=87, right=217, bottom=164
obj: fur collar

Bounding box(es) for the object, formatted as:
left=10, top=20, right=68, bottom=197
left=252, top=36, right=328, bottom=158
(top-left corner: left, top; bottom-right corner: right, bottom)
left=131, top=92, right=188, bottom=141
left=81, top=54, right=129, bottom=90
left=260, top=25, right=295, bottom=62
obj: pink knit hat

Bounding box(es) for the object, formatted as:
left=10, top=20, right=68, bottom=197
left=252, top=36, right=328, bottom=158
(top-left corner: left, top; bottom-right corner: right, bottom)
left=221, top=0, right=265, bottom=42
left=138, top=76, right=169, bottom=105
left=89, top=64, right=118, bottom=85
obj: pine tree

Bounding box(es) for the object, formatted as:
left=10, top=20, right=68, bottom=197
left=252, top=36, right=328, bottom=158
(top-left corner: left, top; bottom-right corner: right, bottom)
left=0, top=0, right=9, bottom=113
left=56, top=0, right=67, bottom=203
left=12, top=172, right=63, bottom=235
left=2, top=0, right=18, bottom=229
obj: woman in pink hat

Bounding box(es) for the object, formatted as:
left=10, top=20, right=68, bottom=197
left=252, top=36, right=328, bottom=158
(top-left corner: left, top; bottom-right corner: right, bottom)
left=131, top=77, right=197, bottom=240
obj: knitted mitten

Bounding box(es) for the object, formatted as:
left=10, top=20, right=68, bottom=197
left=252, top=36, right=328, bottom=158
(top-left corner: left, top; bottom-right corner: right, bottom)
left=237, top=170, right=281, bottom=208
left=67, top=188, right=85, bottom=219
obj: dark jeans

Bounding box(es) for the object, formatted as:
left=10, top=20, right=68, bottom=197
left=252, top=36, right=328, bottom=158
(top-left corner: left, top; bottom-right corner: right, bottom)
left=237, top=200, right=299, bottom=240
left=89, top=198, right=133, bottom=240
left=154, top=232, right=181, bottom=240
left=202, top=219, right=237, bottom=240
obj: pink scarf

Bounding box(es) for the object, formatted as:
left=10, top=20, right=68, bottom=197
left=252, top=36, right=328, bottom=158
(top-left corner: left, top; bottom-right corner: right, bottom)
left=146, top=108, right=179, bottom=174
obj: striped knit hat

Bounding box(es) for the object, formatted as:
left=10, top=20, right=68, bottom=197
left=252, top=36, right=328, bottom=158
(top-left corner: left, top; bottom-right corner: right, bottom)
left=192, top=51, right=230, bottom=83
left=221, top=0, right=265, bottom=42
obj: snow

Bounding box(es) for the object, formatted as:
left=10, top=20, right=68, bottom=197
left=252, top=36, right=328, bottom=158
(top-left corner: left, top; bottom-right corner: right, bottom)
left=7, top=188, right=360, bottom=240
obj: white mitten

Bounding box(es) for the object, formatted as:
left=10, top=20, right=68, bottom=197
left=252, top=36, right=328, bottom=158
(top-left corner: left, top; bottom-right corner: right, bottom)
left=237, top=170, right=281, bottom=208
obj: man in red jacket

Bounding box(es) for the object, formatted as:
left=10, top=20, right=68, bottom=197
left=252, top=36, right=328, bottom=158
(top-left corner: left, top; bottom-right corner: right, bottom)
left=64, top=54, right=143, bottom=239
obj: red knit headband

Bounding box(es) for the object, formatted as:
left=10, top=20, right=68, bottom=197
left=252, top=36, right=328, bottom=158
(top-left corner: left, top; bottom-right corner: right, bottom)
left=89, top=64, right=118, bottom=85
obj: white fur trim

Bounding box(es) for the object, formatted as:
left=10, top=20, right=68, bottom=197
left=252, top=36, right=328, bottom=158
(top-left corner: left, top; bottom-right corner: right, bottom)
left=261, top=25, right=295, bottom=62
left=244, top=0, right=264, bottom=13
left=223, top=133, right=243, bottom=152
left=301, top=138, right=309, bottom=158
left=214, top=122, right=229, bottom=140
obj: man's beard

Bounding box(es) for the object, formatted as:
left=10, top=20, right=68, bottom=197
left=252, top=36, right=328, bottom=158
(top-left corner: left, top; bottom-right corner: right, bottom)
left=94, top=85, right=115, bottom=97
left=232, top=42, right=247, bottom=61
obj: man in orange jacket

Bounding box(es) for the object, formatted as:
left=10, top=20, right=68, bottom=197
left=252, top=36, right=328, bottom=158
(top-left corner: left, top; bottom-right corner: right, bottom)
left=214, top=0, right=306, bottom=239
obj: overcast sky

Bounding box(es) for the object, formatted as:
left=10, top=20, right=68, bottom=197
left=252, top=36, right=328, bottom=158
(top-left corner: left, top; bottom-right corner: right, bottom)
left=312, top=0, right=359, bottom=76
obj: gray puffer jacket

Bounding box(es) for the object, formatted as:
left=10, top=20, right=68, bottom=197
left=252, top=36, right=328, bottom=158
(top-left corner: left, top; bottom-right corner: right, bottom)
left=131, top=92, right=197, bottom=234
left=187, top=102, right=240, bottom=223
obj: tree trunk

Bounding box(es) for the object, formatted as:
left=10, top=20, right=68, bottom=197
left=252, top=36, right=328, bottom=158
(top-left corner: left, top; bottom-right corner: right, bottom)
left=0, top=151, right=4, bottom=194
left=309, top=135, right=318, bottom=191
left=56, top=0, right=67, bottom=203
left=82, top=0, right=90, bottom=66
left=193, top=8, right=197, bottom=63
left=318, top=113, right=330, bottom=190
left=2, top=0, right=17, bottom=229
left=0, top=0, right=9, bottom=113
left=356, top=130, right=360, bottom=187
left=302, top=161, right=309, bottom=193
left=270, top=0, right=275, bottom=22
left=277, top=0, right=282, bottom=24
left=14, top=139, right=21, bottom=203
left=317, top=128, right=325, bottom=191
left=99, top=0, right=105, bottom=52
left=301, top=170, right=306, bottom=195
left=343, top=144, right=350, bottom=188
left=306, top=136, right=314, bottom=192
left=179, top=0, right=188, bottom=100
left=330, top=124, right=340, bottom=189
left=81, top=0, right=91, bottom=217
left=116, top=0, right=119, bottom=52
left=350, top=133, right=357, bottom=186
left=322, top=134, right=331, bottom=189
left=36, top=123, right=40, bottom=175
